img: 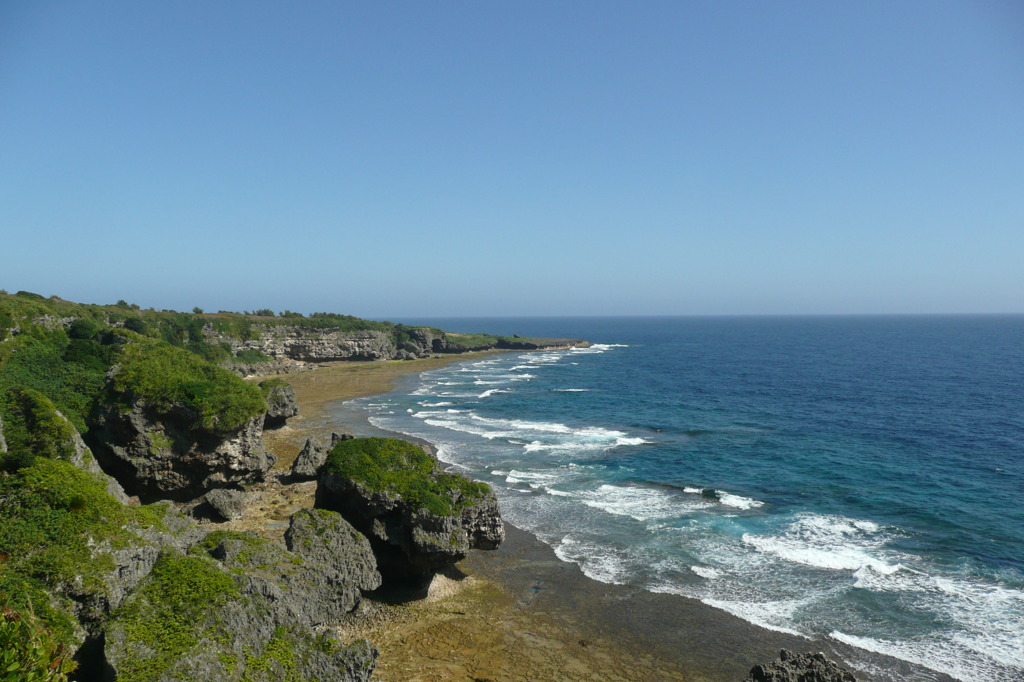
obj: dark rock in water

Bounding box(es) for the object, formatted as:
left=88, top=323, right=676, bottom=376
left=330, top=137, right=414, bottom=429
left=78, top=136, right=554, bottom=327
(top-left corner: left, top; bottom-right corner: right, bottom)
left=745, top=649, right=858, bottom=682
left=205, top=488, right=247, bottom=521
left=701, top=488, right=720, bottom=501
left=87, top=399, right=274, bottom=502
left=285, top=508, right=382, bottom=601
left=260, top=379, right=299, bottom=428
left=104, top=550, right=376, bottom=681
left=291, top=433, right=352, bottom=480
left=315, top=438, right=504, bottom=586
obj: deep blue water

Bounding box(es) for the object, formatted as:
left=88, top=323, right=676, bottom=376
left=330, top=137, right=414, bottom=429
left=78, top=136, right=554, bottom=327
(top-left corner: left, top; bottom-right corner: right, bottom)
left=347, top=316, right=1024, bottom=681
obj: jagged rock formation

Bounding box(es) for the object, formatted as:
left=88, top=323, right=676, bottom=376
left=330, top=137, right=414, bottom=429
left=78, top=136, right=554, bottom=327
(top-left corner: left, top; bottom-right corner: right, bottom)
left=290, top=433, right=353, bottom=481
left=260, top=379, right=298, bottom=428
left=285, top=509, right=382, bottom=610
left=315, top=438, right=504, bottom=585
left=745, top=649, right=858, bottom=682
left=87, top=399, right=274, bottom=502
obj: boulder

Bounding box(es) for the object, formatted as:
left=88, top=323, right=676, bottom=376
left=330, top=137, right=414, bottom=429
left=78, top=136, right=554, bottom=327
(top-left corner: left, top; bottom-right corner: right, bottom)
left=314, top=437, right=504, bottom=585
left=745, top=649, right=858, bottom=682
left=290, top=433, right=352, bottom=481
left=285, top=509, right=382, bottom=598
left=205, top=488, right=248, bottom=521
left=87, top=399, right=274, bottom=502
left=260, top=379, right=298, bottom=428
left=200, top=526, right=377, bottom=627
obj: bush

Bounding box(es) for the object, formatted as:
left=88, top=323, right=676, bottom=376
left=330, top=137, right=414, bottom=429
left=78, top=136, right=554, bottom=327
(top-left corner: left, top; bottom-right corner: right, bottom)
left=235, top=349, right=273, bottom=365
left=111, top=337, right=266, bottom=432
left=323, top=438, right=490, bottom=516
left=0, top=388, right=77, bottom=472
left=0, top=600, right=75, bottom=681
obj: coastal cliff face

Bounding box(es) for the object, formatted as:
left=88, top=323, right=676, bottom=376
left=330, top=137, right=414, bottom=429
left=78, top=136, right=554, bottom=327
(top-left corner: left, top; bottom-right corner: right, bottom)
left=205, top=325, right=400, bottom=362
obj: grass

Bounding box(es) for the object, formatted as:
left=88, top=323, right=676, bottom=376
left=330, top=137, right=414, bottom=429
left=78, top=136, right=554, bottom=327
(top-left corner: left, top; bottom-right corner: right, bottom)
left=323, top=437, right=491, bottom=517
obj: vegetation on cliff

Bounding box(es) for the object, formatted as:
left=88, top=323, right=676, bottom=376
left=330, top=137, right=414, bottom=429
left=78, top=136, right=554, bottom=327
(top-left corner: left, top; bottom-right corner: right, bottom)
left=323, top=437, right=491, bottom=517
left=0, top=459, right=167, bottom=645
left=110, top=336, right=266, bottom=432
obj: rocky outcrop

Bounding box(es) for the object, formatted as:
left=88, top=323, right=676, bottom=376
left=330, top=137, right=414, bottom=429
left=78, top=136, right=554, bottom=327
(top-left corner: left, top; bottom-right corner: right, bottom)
left=259, top=379, right=298, bottom=428
left=104, top=550, right=376, bottom=681
left=87, top=400, right=274, bottom=502
left=285, top=509, right=382, bottom=606
left=205, top=488, right=248, bottom=521
left=746, top=649, right=858, bottom=682
left=290, top=433, right=353, bottom=481
left=315, top=439, right=504, bottom=585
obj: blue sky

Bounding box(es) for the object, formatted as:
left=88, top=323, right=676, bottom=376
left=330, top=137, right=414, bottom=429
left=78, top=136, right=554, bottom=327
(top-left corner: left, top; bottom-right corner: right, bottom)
left=1, top=1, right=1022, bottom=316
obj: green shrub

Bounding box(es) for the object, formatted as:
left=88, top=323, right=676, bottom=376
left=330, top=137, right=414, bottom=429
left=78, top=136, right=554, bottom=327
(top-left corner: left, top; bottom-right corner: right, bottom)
left=0, top=460, right=167, bottom=644
left=0, top=388, right=77, bottom=471
left=235, top=349, right=273, bottom=365
left=0, top=600, right=75, bottom=681
left=112, top=553, right=239, bottom=682
left=323, top=438, right=491, bottom=516
left=111, top=337, right=266, bottom=432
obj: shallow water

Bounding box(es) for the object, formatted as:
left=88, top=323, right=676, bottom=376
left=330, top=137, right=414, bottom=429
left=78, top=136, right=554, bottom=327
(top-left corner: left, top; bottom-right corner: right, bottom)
left=352, top=316, right=1024, bottom=682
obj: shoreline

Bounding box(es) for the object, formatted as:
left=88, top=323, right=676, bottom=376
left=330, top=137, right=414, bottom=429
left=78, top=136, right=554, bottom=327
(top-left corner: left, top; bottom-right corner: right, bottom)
left=264, top=355, right=953, bottom=682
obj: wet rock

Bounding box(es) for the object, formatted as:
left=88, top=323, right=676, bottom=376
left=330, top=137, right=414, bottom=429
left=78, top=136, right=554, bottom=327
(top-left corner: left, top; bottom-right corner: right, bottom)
left=205, top=488, right=247, bottom=521
left=745, top=649, right=858, bottom=682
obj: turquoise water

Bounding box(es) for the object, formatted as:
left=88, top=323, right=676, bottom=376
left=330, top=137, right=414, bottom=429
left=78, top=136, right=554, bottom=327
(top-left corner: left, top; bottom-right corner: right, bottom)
left=355, top=316, right=1024, bottom=681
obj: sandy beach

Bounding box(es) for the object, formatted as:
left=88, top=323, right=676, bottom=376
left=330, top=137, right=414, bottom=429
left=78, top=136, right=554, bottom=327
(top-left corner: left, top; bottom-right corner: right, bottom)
left=259, top=356, right=952, bottom=682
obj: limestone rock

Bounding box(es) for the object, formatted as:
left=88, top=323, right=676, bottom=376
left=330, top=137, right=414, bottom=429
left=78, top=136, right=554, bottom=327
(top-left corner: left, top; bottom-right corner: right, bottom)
left=285, top=509, right=381, bottom=595
left=291, top=433, right=352, bottom=481
left=260, top=380, right=298, bottom=428
left=87, top=399, right=274, bottom=502
left=104, top=551, right=376, bottom=681
left=315, top=445, right=504, bottom=585
left=206, top=488, right=247, bottom=521
left=201, top=528, right=375, bottom=627
left=745, top=649, right=858, bottom=682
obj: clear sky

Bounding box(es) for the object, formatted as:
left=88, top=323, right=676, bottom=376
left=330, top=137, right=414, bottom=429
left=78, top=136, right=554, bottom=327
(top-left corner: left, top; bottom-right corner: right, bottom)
left=1, top=1, right=1022, bottom=317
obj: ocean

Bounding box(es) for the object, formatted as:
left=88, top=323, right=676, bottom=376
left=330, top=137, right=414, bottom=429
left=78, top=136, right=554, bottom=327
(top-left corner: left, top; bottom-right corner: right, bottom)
left=345, top=316, right=1024, bottom=681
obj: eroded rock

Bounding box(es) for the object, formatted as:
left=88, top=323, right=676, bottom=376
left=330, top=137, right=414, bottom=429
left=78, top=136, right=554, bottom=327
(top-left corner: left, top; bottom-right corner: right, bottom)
left=205, top=488, right=248, bottom=521
left=314, top=437, right=504, bottom=585
left=745, top=649, right=858, bottom=682
left=260, top=379, right=298, bottom=428
left=87, top=400, right=274, bottom=502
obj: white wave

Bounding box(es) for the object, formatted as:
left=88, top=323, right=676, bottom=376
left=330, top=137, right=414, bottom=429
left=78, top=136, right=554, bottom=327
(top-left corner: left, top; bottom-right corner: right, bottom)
left=553, top=388, right=590, bottom=392
left=478, top=388, right=510, bottom=398
left=718, top=493, right=765, bottom=510
left=691, top=565, right=722, bottom=580
left=545, top=488, right=574, bottom=497
left=473, top=380, right=506, bottom=385
left=742, top=513, right=899, bottom=574
left=490, top=470, right=507, bottom=476
left=701, top=598, right=806, bottom=637
left=418, top=401, right=453, bottom=407
left=829, top=629, right=1021, bottom=682
left=554, top=535, right=631, bottom=585
left=579, top=483, right=704, bottom=521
